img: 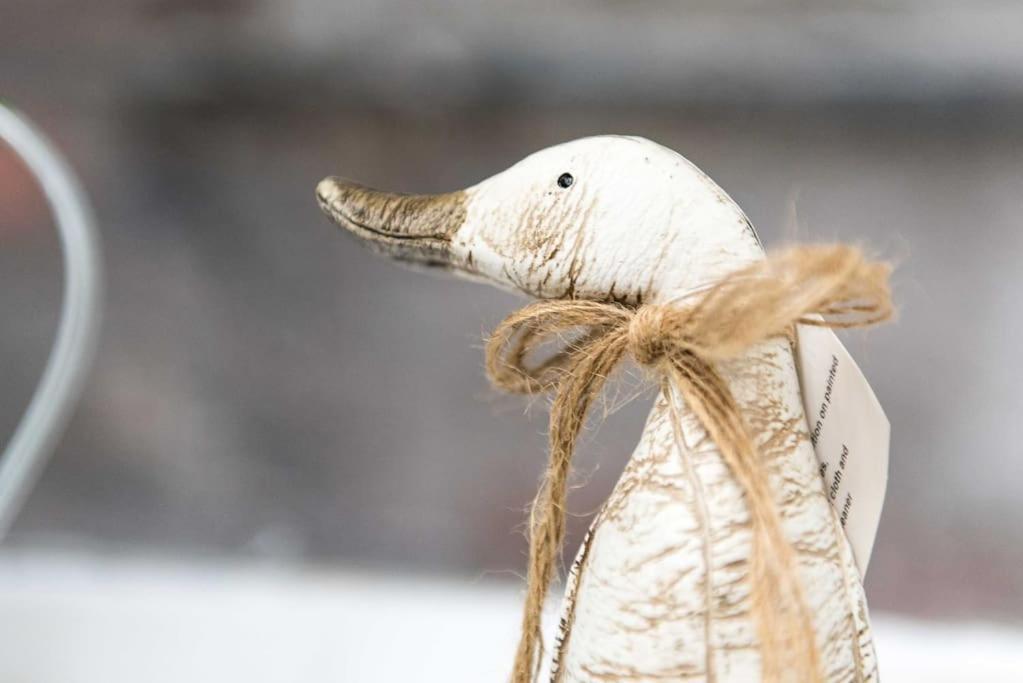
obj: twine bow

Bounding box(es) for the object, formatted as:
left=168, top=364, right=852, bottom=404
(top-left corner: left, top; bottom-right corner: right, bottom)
left=485, top=245, right=894, bottom=683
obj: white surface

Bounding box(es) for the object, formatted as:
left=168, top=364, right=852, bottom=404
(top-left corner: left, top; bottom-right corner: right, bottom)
left=0, top=551, right=1018, bottom=682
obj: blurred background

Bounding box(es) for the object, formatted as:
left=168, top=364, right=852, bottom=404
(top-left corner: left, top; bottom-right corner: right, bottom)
left=2, top=1, right=1023, bottom=680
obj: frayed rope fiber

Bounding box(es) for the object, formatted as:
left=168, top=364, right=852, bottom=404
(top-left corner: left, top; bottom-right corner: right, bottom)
left=484, top=244, right=894, bottom=683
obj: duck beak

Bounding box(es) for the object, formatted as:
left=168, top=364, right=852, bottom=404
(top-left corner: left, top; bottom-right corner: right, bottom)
left=316, top=177, right=467, bottom=268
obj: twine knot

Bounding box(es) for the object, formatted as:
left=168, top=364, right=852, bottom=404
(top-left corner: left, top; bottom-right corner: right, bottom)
left=627, top=305, right=673, bottom=365
left=484, top=244, right=894, bottom=683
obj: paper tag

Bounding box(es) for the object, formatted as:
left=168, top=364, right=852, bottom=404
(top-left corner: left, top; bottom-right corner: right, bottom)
left=795, top=323, right=889, bottom=578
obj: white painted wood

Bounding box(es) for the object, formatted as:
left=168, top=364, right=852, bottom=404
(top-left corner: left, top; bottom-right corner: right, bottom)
left=323, top=135, right=879, bottom=681
left=550, top=341, right=876, bottom=682
left=441, top=137, right=876, bottom=680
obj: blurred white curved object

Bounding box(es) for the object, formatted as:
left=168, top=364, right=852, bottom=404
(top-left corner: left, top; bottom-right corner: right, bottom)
left=0, top=105, right=103, bottom=540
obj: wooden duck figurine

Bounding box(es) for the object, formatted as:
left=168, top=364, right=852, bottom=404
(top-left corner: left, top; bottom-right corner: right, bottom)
left=317, top=136, right=878, bottom=682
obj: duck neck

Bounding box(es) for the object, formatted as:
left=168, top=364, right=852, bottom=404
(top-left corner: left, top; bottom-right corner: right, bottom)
left=649, top=196, right=765, bottom=307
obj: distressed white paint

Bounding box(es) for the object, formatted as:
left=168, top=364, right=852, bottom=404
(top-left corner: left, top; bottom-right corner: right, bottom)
left=323, top=136, right=878, bottom=681
left=450, top=136, right=764, bottom=306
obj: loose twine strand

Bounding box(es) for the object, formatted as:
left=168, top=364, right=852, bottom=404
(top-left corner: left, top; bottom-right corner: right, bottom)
left=484, top=244, right=894, bottom=683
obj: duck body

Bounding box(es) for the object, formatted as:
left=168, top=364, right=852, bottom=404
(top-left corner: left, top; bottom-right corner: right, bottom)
left=551, top=336, right=877, bottom=682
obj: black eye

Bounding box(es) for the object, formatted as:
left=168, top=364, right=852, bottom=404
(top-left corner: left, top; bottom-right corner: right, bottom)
left=557, top=172, right=574, bottom=189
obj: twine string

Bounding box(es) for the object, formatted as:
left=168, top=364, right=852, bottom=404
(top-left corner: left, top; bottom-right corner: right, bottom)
left=485, top=244, right=893, bottom=683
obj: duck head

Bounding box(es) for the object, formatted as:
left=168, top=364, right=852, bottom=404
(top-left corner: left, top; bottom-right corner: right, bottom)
left=317, top=136, right=763, bottom=304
